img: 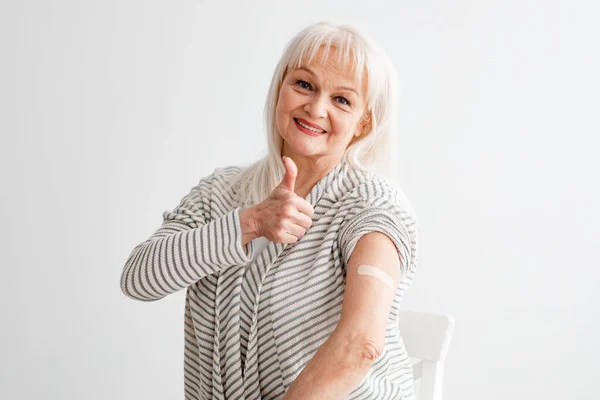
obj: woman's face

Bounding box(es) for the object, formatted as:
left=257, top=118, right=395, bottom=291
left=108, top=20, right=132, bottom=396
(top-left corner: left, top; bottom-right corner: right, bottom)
left=276, top=48, right=368, bottom=164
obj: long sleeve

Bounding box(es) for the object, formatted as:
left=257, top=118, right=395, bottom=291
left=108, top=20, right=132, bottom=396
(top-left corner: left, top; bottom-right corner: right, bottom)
left=120, top=171, right=253, bottom=301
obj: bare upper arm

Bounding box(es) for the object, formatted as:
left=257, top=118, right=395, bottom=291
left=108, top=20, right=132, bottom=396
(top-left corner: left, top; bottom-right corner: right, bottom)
left=333, top=231, right=401, bottom=361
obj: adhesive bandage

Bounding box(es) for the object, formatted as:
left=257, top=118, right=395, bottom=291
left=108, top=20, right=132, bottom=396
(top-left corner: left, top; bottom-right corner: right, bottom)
left=357, top=264, right=395, bottom=290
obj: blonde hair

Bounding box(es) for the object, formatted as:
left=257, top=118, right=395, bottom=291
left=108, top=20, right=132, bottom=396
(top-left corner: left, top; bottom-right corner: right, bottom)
left=229, top=21, right=400, bottom=207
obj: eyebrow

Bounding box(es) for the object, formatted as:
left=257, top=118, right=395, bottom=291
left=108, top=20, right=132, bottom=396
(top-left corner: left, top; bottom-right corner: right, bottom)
left=295, top=66, right=359, bottom=96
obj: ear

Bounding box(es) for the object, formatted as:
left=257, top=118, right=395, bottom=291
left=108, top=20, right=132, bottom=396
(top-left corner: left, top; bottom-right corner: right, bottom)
left=355, top=110, right=372, bottom=137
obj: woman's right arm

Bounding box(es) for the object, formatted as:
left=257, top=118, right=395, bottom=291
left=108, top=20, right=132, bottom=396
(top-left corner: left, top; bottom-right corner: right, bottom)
left=120, top=171, right=257, bottom=302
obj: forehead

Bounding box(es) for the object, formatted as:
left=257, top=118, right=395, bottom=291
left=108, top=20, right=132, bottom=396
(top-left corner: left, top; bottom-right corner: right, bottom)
left=292, top=45, right=368, bottom=94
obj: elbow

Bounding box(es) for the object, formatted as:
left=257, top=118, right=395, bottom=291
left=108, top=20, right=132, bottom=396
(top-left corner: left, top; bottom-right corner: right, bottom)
left=119, top=245, right=164, bottom=302
left=328, top=337, right=381, bottom=393
left=360, top=339, right=381, bottom=363
left=349, top=339, right=381, bottom=373
left=120, top=246, right=138, bottom=300
left=331, top=331, right=383, bottom=375
left=120, top=266, right=140, bottom=301
left=120, top=268, right=135, bottom=300
left=120, top=270, right=164, bottom=302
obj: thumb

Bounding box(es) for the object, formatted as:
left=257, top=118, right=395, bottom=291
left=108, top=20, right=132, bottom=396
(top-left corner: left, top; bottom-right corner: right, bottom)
left=279, top=156, right=297, bottom=193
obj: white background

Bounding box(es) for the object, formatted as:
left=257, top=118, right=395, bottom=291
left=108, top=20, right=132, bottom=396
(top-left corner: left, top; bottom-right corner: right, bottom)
left=1, top=1, right=598, bottom=399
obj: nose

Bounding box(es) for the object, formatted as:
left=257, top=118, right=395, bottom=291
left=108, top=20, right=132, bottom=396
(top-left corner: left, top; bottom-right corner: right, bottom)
left=304, top=94, right=328, bottom=119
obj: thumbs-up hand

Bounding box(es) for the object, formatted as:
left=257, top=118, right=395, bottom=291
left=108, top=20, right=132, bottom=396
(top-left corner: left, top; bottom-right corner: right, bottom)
left=278, top=155, right=298, bottom=193
left=247, top=156, right=314, bottom=244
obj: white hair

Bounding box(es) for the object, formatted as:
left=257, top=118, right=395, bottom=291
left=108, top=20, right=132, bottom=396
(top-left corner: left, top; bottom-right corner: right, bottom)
left=229, top=21, right=401, bottom=207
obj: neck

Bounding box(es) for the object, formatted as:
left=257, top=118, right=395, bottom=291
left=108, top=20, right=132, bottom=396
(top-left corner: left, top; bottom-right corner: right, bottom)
left=282, top=153, right=342, bottom=199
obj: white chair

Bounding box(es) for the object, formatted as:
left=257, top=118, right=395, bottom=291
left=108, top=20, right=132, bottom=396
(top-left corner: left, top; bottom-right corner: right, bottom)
left=397, top=309, right=455, bottom=400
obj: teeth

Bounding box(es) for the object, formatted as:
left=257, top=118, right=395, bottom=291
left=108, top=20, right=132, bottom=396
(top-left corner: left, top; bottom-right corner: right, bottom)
left=296, top=119, right=324, bottom=133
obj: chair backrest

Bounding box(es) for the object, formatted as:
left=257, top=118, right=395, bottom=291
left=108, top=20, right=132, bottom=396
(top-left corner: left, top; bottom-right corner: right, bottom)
left=397, top=309, right=455, bottom=400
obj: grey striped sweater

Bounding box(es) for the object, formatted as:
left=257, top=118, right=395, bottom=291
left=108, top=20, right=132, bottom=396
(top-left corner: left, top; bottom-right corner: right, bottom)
left=120, top=159, right=419, bottom=399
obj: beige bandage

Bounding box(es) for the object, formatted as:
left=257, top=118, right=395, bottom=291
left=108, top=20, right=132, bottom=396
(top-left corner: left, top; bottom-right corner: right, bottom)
left=357, top=264, right=395, bottom=290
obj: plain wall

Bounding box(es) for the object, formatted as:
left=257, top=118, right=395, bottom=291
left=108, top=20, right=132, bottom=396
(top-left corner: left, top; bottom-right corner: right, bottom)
left=1, top=0, right=598, bottom=399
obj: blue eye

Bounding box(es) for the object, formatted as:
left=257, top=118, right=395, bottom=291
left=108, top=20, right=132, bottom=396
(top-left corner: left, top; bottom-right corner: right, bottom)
left=335, top=96, right=351, bottom=106
left=296, top=80, right=312, bottom=90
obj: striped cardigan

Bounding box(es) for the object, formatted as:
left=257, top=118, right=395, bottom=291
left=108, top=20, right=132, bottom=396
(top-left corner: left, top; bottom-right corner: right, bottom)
left=120, top=159, right=419, bottom=399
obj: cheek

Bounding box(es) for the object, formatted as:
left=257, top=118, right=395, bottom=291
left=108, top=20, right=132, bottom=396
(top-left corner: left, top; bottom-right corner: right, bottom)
left=275, top=93, right=288, bottom=122
left=330, top=115, right=355, bottom=136
left=278, top=88, right=299, bottom=113
left=276, top=92, right=295, bottom=132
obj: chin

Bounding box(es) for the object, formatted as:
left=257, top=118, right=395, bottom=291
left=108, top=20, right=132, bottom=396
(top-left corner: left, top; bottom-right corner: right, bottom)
left=287, top=141, right=319, bottom=155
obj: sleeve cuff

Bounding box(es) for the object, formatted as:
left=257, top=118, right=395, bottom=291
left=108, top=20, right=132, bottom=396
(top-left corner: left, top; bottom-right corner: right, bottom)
left=228, top=207, right=254, bottom=265
left=339, top=206, right=413, bottom=276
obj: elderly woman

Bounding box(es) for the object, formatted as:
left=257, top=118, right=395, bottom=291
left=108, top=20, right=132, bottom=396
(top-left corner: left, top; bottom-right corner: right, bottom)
left=121, top=21, right=419, bottom=400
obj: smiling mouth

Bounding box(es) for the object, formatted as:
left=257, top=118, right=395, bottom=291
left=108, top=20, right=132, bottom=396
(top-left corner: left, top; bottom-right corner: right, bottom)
left=294, top=118, right=327, bottom=134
